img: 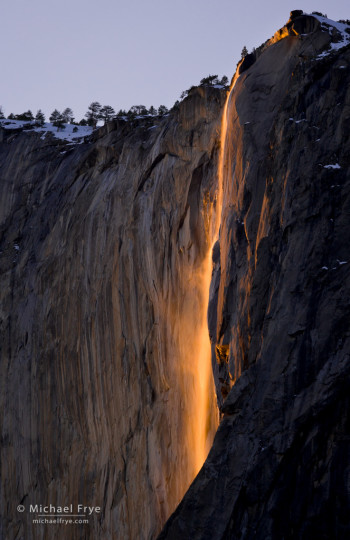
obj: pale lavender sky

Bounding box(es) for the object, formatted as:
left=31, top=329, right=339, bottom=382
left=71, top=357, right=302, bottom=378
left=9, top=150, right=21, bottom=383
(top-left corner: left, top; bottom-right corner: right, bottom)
left=1, top=0, right=348, bottom=121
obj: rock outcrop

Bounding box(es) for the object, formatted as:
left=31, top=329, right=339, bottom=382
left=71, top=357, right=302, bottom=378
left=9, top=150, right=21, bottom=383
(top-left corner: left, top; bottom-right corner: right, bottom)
left=159, top=13, right=350, bottom=540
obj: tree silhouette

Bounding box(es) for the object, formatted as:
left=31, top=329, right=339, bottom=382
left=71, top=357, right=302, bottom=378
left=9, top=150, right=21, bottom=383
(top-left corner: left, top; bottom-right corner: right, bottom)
left=49, top=109, right=65, bottom=131
left=62, top=108, right=74, bottom=123
left=85, top=102, right=102, bottom=128
left=149, top=106, right=157, bottom=116
left=241, top=45, right=248, bottom=58
left=129, top=105, right=148, bottom=116
left=35, top=110, right=45, bottom=126
left=15, top=110, right=34, bottom=121
left=219, top=75, right=229, bottom=86
left=158, top=105, right=168, bottom=116
left=99, top=105, right=115, bottom=124
left=200, top=74, right=219, bottom=85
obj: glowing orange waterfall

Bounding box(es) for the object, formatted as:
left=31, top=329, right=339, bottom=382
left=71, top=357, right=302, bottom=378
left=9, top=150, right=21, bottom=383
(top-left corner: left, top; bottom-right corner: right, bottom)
left=191, top=250, right=218, bottom=475
left=216, top=72, right=239, bottom=239
left=164, top=75, right=241, bottom=515
left=188, top=74, right=239, bottom=476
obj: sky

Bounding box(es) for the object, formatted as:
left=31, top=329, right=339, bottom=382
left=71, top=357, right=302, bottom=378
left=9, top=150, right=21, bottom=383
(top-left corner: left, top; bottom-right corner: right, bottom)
left=1, top=0, right=349, bottom=122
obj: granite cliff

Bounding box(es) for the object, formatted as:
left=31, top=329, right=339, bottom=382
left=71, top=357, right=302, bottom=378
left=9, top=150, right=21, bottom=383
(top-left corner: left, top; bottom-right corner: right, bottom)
left=1, top=10, right=350, bottom=540
left=0, top=86, right=224, bottom=539
left=160, top=11, right=350, bottom=540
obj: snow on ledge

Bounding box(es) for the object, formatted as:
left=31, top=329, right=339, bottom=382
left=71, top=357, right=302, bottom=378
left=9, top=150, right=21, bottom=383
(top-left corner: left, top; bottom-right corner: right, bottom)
left=308, top=13, right=350, bottom=59
left=324, top=163, right=341, bottom=169
left=0, top=119, right=93, bottom=142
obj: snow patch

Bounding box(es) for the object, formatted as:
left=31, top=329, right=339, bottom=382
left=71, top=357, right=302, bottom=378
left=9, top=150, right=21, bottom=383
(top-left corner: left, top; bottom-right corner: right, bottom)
left=324, top=163, right=341, bottom=169
left=0, top=119, right=93, bottom=143
left=309, top=14, right=350, bottom=59
left=289, top=118, right=307, bottom=124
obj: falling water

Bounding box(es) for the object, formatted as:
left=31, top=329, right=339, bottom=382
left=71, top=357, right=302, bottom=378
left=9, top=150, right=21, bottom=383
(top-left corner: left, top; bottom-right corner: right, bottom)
left=216, top=72, right=239, bottom=240
left=159, top=72, right=241, bottom=520
left=189, top=73, right=240, bottom=476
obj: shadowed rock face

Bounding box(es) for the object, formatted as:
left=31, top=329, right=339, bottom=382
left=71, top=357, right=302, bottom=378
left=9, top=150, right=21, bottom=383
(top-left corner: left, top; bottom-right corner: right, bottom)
left=0, top=88, right=224, bottom=539
left=159, top=17, right=350, bottom=540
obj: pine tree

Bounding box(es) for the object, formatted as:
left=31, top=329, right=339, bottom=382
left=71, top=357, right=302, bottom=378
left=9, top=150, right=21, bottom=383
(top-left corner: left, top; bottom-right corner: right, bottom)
left=49, top=109, right=65, bottom=131
left=148, top=106, right=157, bottom=116
left=25, top=110, right=34, bottom=121
left=62, top=107, right=74, bottom=123
left=85, top=102, right=101, bottom=128
left=99, top=105, right=115, bottom=124
left=129, top=105, right=148, bottom=116
left=219, top=75, right=229, bottom=86
left=35, top=109, right=45, bottom=126
left=15, top=110, right=34, bottom=121
left=158, top=105, right=168, bottom=116
left=0, top=106, right=5, bottom=119
left=241, top=45, right=248, bottom=58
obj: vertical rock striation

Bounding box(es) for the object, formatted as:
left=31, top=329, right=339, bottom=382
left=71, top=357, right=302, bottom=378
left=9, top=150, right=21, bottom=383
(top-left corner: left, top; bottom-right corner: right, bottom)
left=160, top=13, right=350, bottom=540
left=0, top=87, right=224, bottom=539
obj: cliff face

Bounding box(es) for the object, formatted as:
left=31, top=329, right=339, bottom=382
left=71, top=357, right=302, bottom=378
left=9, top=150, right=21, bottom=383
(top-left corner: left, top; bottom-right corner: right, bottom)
left=1, top=11, right=350, bottom=540
left=160, top=14, right=350, bottom=540
left=0, top=89, right=224, bottom=539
